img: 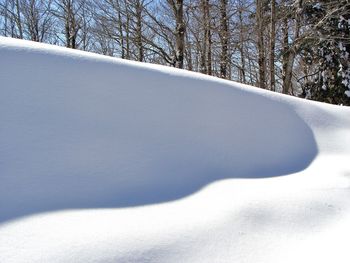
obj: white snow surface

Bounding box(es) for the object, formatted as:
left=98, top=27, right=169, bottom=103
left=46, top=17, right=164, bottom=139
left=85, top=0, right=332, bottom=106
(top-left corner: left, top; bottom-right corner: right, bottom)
left=1, top=37, right=350, bottom=263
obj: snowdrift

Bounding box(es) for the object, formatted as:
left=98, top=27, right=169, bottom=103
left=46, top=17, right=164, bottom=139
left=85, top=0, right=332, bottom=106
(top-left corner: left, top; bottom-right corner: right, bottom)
left=1, top=37, right=350, bottom=263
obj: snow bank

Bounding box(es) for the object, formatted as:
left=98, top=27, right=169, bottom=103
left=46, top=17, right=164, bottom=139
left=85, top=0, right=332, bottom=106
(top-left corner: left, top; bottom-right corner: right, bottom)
left=1, top=37, right=350, bottom=263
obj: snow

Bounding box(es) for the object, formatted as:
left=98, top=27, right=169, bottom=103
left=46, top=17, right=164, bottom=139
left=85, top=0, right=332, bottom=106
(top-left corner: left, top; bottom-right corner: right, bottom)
left=1, top=37, right=350, bottom=263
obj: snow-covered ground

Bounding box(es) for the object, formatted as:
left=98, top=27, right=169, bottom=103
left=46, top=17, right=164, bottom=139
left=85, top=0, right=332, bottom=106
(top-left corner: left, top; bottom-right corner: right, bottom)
left=0, top=37, right=350, bottom=263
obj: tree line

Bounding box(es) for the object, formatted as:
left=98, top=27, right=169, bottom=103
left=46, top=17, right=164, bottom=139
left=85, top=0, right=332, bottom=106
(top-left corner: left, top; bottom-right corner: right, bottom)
left=1, top=0, right=349, bottom=105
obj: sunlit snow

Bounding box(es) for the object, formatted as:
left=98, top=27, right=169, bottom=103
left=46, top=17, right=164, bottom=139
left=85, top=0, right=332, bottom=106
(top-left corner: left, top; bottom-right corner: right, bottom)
left=1, top=37, right=350, bottom=263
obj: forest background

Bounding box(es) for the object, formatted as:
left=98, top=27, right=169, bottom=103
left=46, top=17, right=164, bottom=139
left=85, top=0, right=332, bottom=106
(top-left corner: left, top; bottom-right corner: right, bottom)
left=1, top=0, right=349, bottom=105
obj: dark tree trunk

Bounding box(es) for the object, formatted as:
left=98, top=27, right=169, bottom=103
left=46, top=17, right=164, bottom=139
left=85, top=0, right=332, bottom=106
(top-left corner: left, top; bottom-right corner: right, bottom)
left=219, top=0, right=229, bottom=79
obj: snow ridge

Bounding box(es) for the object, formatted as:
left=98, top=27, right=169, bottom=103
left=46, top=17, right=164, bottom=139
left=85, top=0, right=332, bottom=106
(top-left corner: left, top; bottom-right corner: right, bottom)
left=1, top=37, right=350, bottom=263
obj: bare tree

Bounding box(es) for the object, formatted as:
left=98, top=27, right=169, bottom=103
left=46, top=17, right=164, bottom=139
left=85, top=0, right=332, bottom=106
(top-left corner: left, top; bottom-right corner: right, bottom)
left=20, top=0, right=54, bottom=42
left=15, top=0, right=23, bottom=38
left=132, top=0, right=144, bottom=61
left=0, top=0, right=23, bottom=38
left=219, top=0, right=228, bottom=78
left=52, top=0, right=85, bottom=49
left=281, top=0, right=302, bottom=94
left=269, top=0, right=276, bottom=91
left=256, top=0, right=266, bottom=88
left=199, top=0, right=212, bottom=74
left=168, top=0, right=185, bottom=68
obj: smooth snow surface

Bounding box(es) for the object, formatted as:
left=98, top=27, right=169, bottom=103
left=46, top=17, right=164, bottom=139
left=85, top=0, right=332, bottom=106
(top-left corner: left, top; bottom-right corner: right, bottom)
left=1, top=37, right=350, bottom=263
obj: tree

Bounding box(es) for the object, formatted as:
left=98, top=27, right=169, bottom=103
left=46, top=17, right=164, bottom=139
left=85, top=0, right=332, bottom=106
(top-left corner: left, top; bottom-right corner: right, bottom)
left=256, top=0, right=266, bottom=88
left=133, top=0, right=144, bottom=61
left=52, top=0, right=86, bottom=49
left=280, top=0, right=302, bottom=94
left=0, top=0, right=348, bottom=105
left=0, top=0, right=23, bottom=38
left=269, top=0, right=276, bottom=91
left=219, top=0, right=229, bottom=78
left=299, top=0, right=350, bottom=105
left=20, top=0, right=54, bottom=42
left=169, top=0, right=185, bottom=68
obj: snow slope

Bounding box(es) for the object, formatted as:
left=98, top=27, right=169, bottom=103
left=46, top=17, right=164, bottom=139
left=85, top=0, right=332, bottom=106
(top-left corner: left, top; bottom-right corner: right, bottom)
left=0, top=37, right=350, bottom=263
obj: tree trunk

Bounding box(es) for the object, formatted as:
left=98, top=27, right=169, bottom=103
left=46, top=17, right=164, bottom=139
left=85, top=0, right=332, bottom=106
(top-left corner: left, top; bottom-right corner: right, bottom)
left=116, top=0, right=125, bottom=59
left=135, top=1, right=144, bottom=62
left=256, top=0, right=266, bottom=88
left=185, top=28, right=193, bottom=71
left=269, top=0, right=276, bottom=91
left=282, top=0, right=301, bottom=94
left=15, top=0, right=23, bottom=38
left=282, top=18, right=291, bottom=94
left=124, top=1, right=131, bottom=60
left=200, top=0, right=212, bottom=74
left=200, top=0, right=207, bottom=74
left=63, top=0, right=77, bottom=49
left=219, top=0, right=229, bottom=79
left=238, top=6, right=246, bottom=83
left=170, top=0, right=185, bottom=69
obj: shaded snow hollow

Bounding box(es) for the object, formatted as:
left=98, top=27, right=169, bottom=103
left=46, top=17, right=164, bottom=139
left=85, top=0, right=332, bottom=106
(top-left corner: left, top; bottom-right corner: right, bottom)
left=1, top=37, right=350, bottom=263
